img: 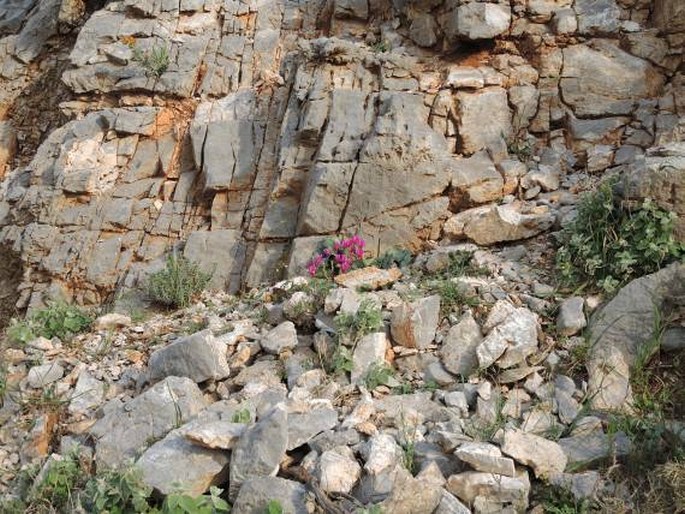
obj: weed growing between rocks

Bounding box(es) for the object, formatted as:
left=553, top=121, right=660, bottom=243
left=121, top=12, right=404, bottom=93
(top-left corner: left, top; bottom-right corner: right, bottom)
left=1, top=450, right=232, bottom=513
left=130, top=42, right=170, bottom=78
left=6, top=302, right=92, bottom=346
left=146, top=254, right=212, bottom=309
left=556, top=180, right=683, bottom=294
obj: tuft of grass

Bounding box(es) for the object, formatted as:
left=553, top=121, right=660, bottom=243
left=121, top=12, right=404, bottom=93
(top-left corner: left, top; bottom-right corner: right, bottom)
left=374, top=248, right=413, bottom=270
left=146, top=254, right=212, bottom=309
left=556, top=180, right=683, bottom=294
left=534, top=483, right=594, bottom=514
left=30, top=452, right=87, bottom=512
left=232, top=408, right=251, bottom=424
left=132, top=43, right=170, bottom=78
left=432, top=279, right=479, bottom=316
left=82, top=466, right=151, bottom=513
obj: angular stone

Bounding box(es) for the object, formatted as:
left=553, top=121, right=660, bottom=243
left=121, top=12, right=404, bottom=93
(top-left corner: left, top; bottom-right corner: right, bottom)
left=148, top=330, right=230, bottom=384
left=229, top=405, right=288, bottom=499
left=183, top=230, right=245, bottom=294
left=456, top=88, right=511, bottom=155
left=27, top=363, right=64, bottom=388
left=440, top=311, right=483, bottom=377
left=287, top=406, right=338, bottom=450
left=560, top=43, right=665, bottom=117
left=94, top=313, right=131, bottom=331
left=450, top=151, right=504, bottom=205
left=351, top=332, right=390, bottom=385
left=447, top=469, right=530, bottom=510
left=183, top=421, right=246, bottom=449
left=68, top=371, right=105, bottom=417
left=446, top=67, right=485, bottom=89
left=575, top=0, right=621, bottom=34
left=442, top=2, right=512, bottom=41
left=379, top=467, right=443, bottom=514
left=137, top=431, right=230, bottom=496
left=435, top=490, right=472, bottom=514
left=476, top=301, right=540, bottom=369
left=90, top=377, right=207, bottom=469
left=558, top=432, right=631, bottom=470
left=455, top=442, right=516, bottom=477
left=556, top=297, right=586, bottom=336
left=501, top=429, right=567, bottom=478
left=334, top=266, right=402, bottom=290
left=391, top=295, right=441, bottom=350
left=318, top=446, right=361, bottom=494
left=334, top=0, right=368, bottom=19
left=260, top=321, right=298, bottom=355
left=231, top=477, right=307, bottom=514
left=444, top=202, right=555, bottom=245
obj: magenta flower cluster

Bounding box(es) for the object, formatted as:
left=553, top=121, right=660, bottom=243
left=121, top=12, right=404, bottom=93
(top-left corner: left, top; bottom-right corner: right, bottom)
left=306, top=235, right=366, bottom=277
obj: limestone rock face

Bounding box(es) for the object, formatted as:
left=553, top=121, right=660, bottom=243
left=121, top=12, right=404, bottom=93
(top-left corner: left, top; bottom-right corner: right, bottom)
left=0, top=0, right=680, bottom=311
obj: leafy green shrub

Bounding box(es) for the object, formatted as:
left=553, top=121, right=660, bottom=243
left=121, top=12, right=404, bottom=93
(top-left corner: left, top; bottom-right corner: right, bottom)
left=82, top=466, right=152, bottom=514
left=147, top=255, right=212, bottom=309
left=6, top=302, right=92, bottom=345
left=375, top=248, right=413, bottom=270
left=231, top=408, right=251, bottom=424
left=266, top=499, right=283, bottom=514
left=30, top=453, right=87, bottom=511
left=556, top=181, right=683, bottom=293
left=160, top=487, right=230, bottom=514
left=335, top=299, right=383, bottom=343
left=364, top=362, right=394, bottom=389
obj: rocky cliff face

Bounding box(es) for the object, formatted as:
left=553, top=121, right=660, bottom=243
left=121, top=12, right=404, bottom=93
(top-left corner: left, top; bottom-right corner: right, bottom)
left=0, top=0, right=683, bottom=311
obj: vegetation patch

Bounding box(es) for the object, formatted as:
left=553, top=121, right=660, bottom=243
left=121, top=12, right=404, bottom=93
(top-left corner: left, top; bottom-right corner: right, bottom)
left=556, top=180, right=683, bottom=294
left=146, top=254, right=212, bottom=309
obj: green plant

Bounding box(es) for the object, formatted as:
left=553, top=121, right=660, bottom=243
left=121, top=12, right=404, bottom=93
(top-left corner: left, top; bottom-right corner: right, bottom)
left=357, top=505, right=383, bottom=514
left=161, top=486, right=230, bottom=514
left=331, top=345, right=354, bottom=375
left=443, top=250, right=489, bottom=278
left=432, top=279, right=479, bottom=316
left=556, top=181, right=683, bottom=294
left=464, top=395, right=506, bottom=442
left=82, top=466, right=152, bottom=514
left=132, top=43, right=170, bottom=78
left=535, top=483, right=592, bottom=514
left=375, top=248, right=413, bottom=270
left=6, top=318, right=35, bottom=345
left=335, top=299, right=383, bottom=343
left=364, top=362, right=394, bottom=390
left=6, top=302, right=93, bottom=345
left=265, top=499, right=283, bottom=514
left=30, top=453, right=86, bottom=511
left=146, top=254, right=212, bottom=309
left=232, top=408, right=251, bottom=424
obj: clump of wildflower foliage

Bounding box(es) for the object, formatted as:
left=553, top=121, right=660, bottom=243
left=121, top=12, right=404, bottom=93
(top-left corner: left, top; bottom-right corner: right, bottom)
left=556, top=180, right=683, bottom=294
left=307, top=235, right=366, bottom=277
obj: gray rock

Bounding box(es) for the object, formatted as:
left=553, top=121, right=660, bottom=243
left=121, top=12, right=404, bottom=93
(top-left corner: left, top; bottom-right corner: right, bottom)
left=317, top=446, right=361, bottom=494
left=14, top=0, right=60, bottom=63
left=0, top=0, right=37, bottom=35
left=351, top=332, right=390, bottom=385
left=379, top=466, right=443, bottom=514
left=556, top=297, right=586, bottom=336
left=409, top=14, right=439, bottom=47
left=560, top=42, right=664, bottom=117
left=450, top=151, right=504, bottom=205
left=27, top=363, right=64, bottom=388
left=148, top=330, right=230, bottom=384
left=455, top=442, right=516, bottom=477
left=501, top=429, right=567, bottom=478
left=231, top=477, right=308, bottom=514
left=183, top=421, right=246, bottom=449
left=333, top=0, right=368, bottom=19
left=183, top=230, right=245, bottom=294
left=136, top=430, right=230, bottom=496
left=456, top=88, right=511, bottom=155
left=587, top=263, right=685, bottom=411
left=287, top=406, right=338, bottom=451
left=425, top=361, right=457, bottom=387
left=435, top=490, right=472, bottom=514
left=391, top=295, right=441, bottom=350
left=447, top=469, right=530, bottom=511
left=442, top=2, right=511, bottom=41
left=575, top=0, right=621, bottom=34
left=476, top=301, right=540, bottom=369
left=440, top=312, right=483, bottom=377
left=68, top=371, right=105, bottom=417
left=260, top=321, right=298, bottom=355
left=90, top=377, right=207, bottom=469
left=558, top=432, right=631, bottom=470
left=0, top=121, right=17, bottom=170
left=444, top=202, right=555, bottom=246
left=549, top=471, right=602, bottom=501
left=229, top=405, right=288, bottom=500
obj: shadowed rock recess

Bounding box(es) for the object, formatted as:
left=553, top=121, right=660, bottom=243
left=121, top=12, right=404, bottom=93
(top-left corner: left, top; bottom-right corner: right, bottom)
left=0, top=0, right=683, bottom=309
